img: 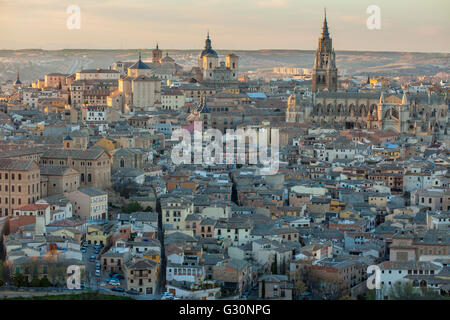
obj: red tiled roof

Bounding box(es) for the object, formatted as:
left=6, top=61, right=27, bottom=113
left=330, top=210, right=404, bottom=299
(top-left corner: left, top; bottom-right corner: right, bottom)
left=15, top=204, right=50, bottom=211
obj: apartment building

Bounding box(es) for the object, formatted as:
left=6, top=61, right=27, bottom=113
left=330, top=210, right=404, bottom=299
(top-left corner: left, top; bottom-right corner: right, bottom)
left=66, top=187, right=108, bottom=220
left=161, top=196, right=194, bottom=231
left=124, top=258, right=159, bottom=295
left=0, top=159, right=41, bottom=216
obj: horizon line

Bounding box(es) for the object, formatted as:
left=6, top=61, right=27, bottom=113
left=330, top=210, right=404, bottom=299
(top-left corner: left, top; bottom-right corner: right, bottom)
left=1, top=48, right=449, bottom=55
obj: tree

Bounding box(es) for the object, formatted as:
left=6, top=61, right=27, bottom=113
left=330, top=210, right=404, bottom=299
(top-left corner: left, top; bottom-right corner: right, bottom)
left=295, top=262, right=348, bottom=300
left=12, top=273, right=27, bottom=287
left=40, top=277, right=52, bottom=287
left=261, top=280, right=265, bottom=299
left=122, top=201, right=143, bottom=214
left=292, top=260, right=313, bottom=296
left=281, top=258, right=286, bottom=275
left=0, top=261, right=5, bottom=286
left=388, top=281, right=448, bottom=300
left=30, top=277, right=41, bottom=287
left=294, top=278, right=307, bottom=295
left=271, top=255, right=278, bottom=274
left=364, top=289, right=376, bottom=300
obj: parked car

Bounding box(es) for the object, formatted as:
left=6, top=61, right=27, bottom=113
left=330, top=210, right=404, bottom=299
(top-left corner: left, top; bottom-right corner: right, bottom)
left=95, top=269, right=101, bottom=276
left=126, top=289, right=140, bottom=295
left=81, top=248, right=86, bottom=253
left=112, top=274, right=124, bottom=280
left=90, top=255, right=96, bottom=262
left=112, top=287, right=124, bottom=293
left=161, top=292, right=174, bottom=300
left=80, top=281, right=89, bottom=289
left=109, top=279, right=120, bottom=286
left=96, top=262, right=101, bottom=268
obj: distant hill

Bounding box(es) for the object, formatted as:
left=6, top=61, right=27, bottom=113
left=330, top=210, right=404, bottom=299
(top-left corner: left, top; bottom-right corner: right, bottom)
left=0, top=49, right=448, bottom=83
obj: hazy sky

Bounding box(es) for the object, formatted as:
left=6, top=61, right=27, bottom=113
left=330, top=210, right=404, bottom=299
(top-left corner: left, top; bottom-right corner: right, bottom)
left=0, top=0, right=449, bottom=52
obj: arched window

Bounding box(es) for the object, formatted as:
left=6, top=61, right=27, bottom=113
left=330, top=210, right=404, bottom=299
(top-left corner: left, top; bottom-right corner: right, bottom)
left=88, top=174, right=92, bottom=182
left=81, top=173, right=85, bottom=182
left=120, top=159, right=125, bottom=168
left=209, top=62, right=212, bottom=69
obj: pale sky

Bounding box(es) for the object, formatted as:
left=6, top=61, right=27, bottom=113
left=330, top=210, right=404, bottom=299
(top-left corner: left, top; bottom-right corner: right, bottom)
left=0, top=0, right=449, bottom=52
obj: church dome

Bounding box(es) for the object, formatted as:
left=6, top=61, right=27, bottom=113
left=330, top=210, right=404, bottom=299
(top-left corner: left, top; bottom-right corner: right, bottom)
left=129, top=52, right=151, bottom=70
left=199, top=32, right=218, bottom=58
left=161, top=53, right=175, bottom=63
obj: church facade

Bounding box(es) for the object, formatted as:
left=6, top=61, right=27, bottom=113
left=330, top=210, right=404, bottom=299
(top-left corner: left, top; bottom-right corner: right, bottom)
left=196, top=33, right=239, bottom=87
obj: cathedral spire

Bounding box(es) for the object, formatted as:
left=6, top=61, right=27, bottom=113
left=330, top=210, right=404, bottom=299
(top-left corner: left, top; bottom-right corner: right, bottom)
left=312, top=9, right=337, bottom=92
left=14, top=69, right=22, bottom=87
left=321, top=7, right=330, bottom=39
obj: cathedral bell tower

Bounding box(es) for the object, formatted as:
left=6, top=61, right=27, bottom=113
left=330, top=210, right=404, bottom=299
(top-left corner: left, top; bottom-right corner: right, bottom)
left=152, top=43, right=162, bottom=65
left=312, top=9, right=338, bottom=92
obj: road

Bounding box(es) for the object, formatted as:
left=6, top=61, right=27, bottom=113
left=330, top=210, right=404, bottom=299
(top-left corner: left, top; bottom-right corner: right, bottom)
left=82, top=244, right=101, bottom=290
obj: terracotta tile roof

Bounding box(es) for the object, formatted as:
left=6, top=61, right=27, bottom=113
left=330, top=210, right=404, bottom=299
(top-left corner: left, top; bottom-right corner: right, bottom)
left=15, top=203, right=50, bottom=211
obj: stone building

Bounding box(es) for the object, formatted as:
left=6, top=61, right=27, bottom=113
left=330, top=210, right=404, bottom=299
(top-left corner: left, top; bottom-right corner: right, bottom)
left=287, top=90, right=448, bottom=136
left=0, top=159, right=41, bottom=216
left=124, top=258, right=159, bottom=294
left=112, top=148, right=149, bottom=172
left=39, top=148, right=111, bottom=189
left=311, top=10, right=337, bottom=93
left=286, top=12, right=449, bottom=137
left=40, top=165, right=80, bottom=196
left=116, top=53, right=162, bottom=112
left=195, top=33, right=239, bottom=87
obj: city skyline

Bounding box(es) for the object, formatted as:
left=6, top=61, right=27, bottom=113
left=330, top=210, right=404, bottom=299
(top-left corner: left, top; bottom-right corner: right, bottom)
left=0, top=0, right=449, bottom=52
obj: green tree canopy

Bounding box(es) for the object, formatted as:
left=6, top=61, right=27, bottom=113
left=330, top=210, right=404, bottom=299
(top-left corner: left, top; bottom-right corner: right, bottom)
left=122, top=201, right=144, bottom=213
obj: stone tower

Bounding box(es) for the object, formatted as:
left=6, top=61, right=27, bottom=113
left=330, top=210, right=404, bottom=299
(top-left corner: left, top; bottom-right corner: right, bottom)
left=311, top=9, right=338, bottom=92
left=152, top=43, right=162, bottom=65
